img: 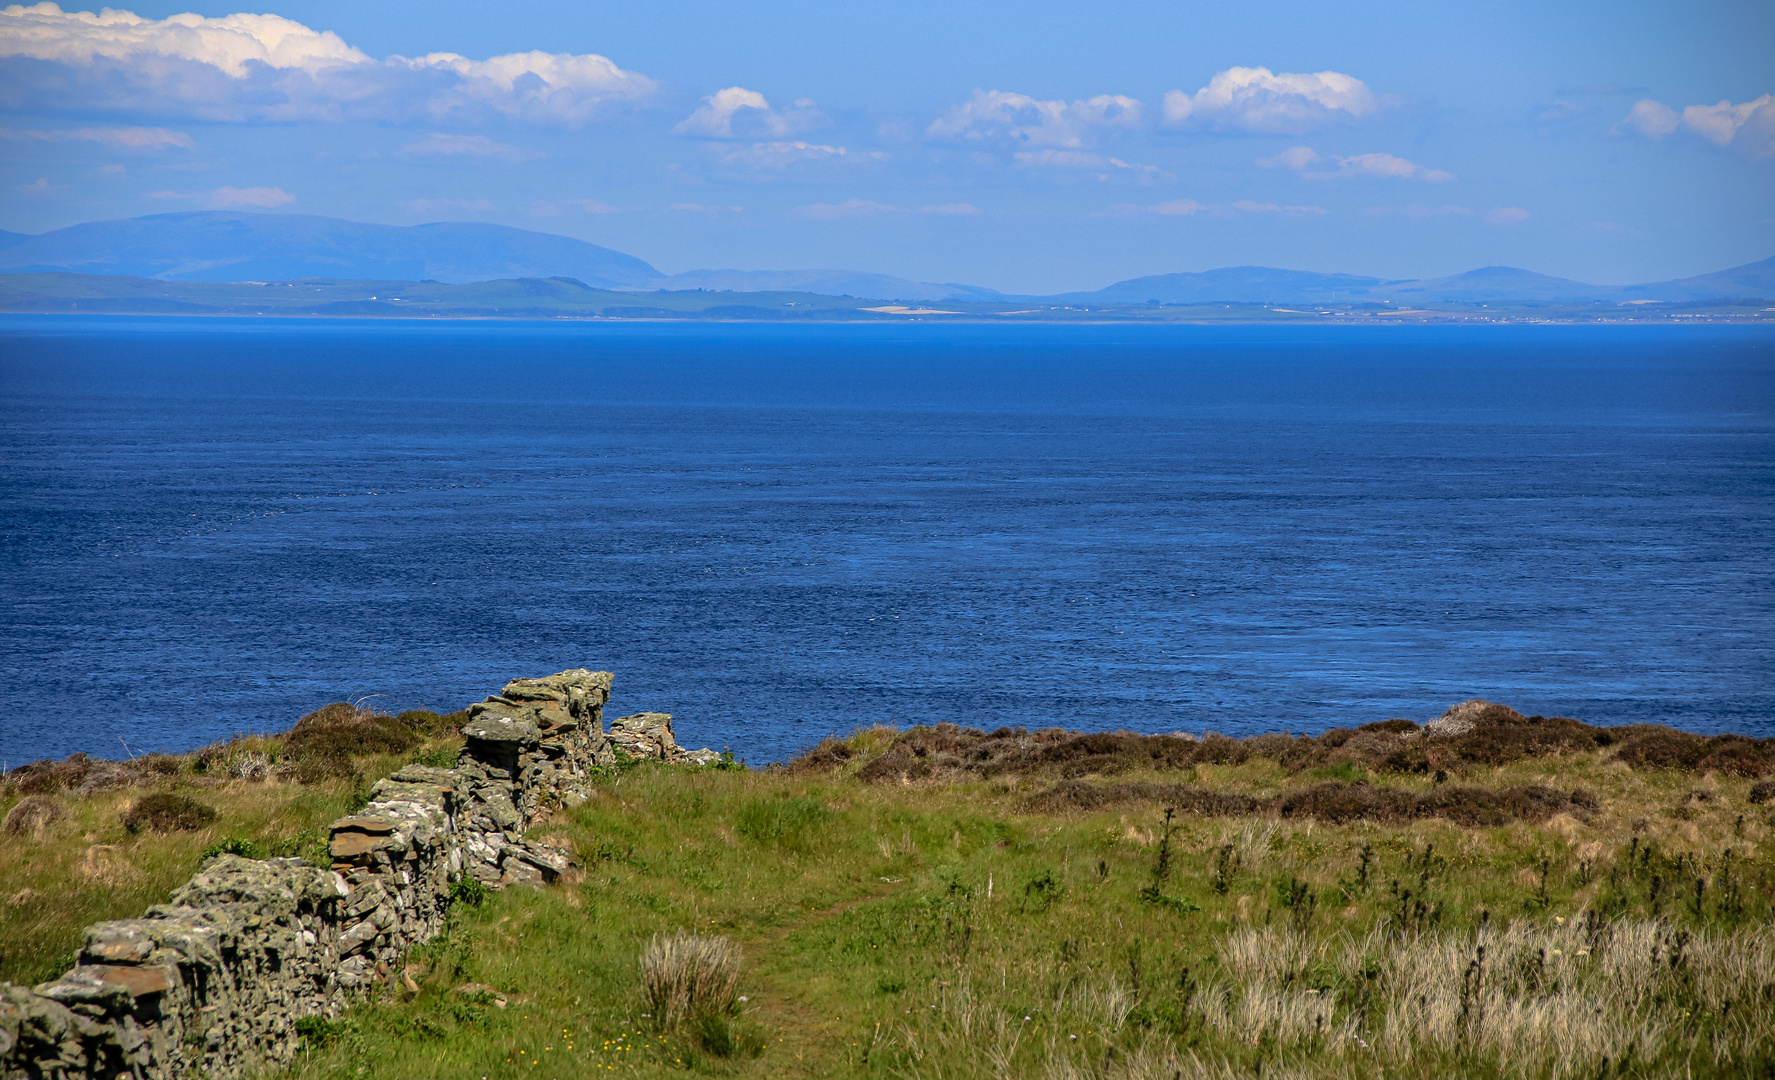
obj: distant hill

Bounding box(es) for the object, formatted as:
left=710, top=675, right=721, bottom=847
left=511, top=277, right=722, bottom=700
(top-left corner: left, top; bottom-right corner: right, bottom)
left=0, top=230, right=31, bottom=251
left=1378, top=266, right=1609, bottom=303
left=1615, top=256, right=1775, bottom=303
left=0, top=212, right=663, bottom=287
left=1053, top=266, right=1392, bottom=305
left=650, top=268, right=1001, bottom=302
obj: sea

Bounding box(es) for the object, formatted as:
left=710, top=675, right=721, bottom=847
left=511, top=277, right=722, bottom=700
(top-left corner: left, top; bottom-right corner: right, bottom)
left=0, top=316, right=1770, bottom=767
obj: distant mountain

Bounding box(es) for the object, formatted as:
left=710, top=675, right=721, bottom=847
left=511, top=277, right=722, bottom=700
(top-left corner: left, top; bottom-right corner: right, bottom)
left=646, top=268, right=1001, bottom=302
left=1378, top=266, right=1609, bottom=303
left=1056, top=266, right=1391, bottom=305
left=1614, top=256, right=1775, bottom=302
left=0, top=229, right=31, bottom=251
left=0, top=211, right=662, bottom=287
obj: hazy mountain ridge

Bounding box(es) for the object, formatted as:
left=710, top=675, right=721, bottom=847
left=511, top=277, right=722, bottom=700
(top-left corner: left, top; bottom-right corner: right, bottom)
left=0, top=212, right=1769, bottom=305
left=0, top=212, right=663, bottom=288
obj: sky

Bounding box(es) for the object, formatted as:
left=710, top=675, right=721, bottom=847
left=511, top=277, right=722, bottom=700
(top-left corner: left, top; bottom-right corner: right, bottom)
left=1, top=0, right=1772, bottom=294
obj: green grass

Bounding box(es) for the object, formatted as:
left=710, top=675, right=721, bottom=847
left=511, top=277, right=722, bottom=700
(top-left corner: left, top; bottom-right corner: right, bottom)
left=275, top=743, right=1775, bottom=1080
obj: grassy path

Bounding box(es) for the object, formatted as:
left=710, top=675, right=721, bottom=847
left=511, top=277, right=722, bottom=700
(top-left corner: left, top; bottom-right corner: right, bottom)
left=739, top=880, right=909, bottom=1078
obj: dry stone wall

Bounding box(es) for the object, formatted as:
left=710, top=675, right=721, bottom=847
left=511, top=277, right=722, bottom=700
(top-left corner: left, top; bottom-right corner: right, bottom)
left=0, top=669, right=714, bottom=1080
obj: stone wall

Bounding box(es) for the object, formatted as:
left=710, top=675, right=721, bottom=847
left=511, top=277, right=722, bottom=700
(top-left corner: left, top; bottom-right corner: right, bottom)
left=0, top=669, right=712, bottom=1080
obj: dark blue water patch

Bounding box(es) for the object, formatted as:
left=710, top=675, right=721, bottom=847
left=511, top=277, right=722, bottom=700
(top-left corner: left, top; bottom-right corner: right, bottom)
left=0, top=316, right=1770, bottom=766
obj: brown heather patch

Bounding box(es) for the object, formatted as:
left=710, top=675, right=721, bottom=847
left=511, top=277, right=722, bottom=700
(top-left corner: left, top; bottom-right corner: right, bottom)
left=1023, top=778, right=1593, bottom=826
left=798, top=705, right=1775, bottom=785
left=120, top=791, right=218, bottom=833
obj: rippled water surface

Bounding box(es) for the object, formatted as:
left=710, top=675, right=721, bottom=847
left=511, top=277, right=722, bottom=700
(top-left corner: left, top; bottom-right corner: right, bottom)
left=1, top=317, right=1770, bottom=765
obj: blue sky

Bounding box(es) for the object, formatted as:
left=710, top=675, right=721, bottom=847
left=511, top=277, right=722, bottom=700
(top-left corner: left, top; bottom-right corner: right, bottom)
left=1, top=0, right=1771, bottom=293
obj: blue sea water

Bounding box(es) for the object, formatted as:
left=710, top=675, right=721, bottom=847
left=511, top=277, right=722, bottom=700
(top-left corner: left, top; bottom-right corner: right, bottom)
left=0, top=316, right=1771, bottom=766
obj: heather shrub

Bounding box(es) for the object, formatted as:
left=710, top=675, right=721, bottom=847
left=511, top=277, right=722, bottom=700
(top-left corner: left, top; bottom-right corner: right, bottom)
left=8, top=753, right=94, bottom=795
left=286, top=703, right=423, bottom=760
left=122, top=791, right=217, bottom=833
left=1612, top=728, right=1708, bottom=771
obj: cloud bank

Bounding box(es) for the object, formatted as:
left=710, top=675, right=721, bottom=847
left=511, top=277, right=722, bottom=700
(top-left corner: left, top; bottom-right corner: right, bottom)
left=0, top=2, right=656, bottom=124
left=675, top=86, right=825, bottom=139
left=928, top=90, right=1142, bottom=149
left=1163, top=67, right=1377, bottom=133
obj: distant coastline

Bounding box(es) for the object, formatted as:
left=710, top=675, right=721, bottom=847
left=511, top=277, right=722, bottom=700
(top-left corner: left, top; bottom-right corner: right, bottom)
left=3, top=272, right=1771, bottom=324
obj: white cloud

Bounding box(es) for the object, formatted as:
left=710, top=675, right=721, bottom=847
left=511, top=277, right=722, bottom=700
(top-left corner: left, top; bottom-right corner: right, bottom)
left=674, top=86, right=823, bottom=139
left=401, top=133, right=537, bottom=160
left=567, top=198, right=616, bottom=213
left=1266, top=146, right=1452, bottom=181
left=1613, top=94, right=1774, bottom=157
left=0, top=3, right=655, bottom=125
left=1231, top=200, right=1326, bottom=214
left=928, top=89, right=1142, bottom=150
left=0, top=124, right=192, bottom=148
left=1485, top=206, right=1530, bottom=224
left=713, top=140, right=883, bottom=170
left=147, top=184, right=293, bottom=207
left=669, top=202, right=742, bottom=213
left=1163, top=66, right=1377, bottom=133
left=1148, top=199, right=1203, bottom=215
left=1613, top=99, right=1680, bottom=138
left=1257, top=145, right=1319, bottom=170
left=799, top=199, right=982, bottom=219
left=1683, top=95, right=1773, bottom=149
left=17, top=176, right=56, bottom=194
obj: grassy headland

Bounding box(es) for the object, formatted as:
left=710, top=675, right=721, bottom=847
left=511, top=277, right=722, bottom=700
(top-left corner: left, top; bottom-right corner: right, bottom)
left=5, top=703, right=1774, bottom=1079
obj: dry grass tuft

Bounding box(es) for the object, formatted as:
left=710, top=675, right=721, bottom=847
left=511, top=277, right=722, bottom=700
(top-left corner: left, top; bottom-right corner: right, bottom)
left=2, top=795, right=67, bottom=839
left=639, top=931, right=741, bottom=1027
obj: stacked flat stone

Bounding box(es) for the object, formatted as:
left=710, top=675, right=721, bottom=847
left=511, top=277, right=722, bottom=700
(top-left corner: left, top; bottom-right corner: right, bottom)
left=0, top=668, right=718, bottom=1080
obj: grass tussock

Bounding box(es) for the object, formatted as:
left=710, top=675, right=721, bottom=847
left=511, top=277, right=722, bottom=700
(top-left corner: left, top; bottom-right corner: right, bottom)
left=640, top=931, right=742, bottom=1027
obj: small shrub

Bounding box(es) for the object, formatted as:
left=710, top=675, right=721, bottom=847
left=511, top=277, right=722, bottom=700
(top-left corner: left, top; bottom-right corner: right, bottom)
left=640, top=931, right=741, bottom=1028
left=449, top=877, right=490, bottom=907
left=1361, top=718, right=1420, bottom=734
left=408, top=745, right=460, bottom=769
left=1196, top=733, right=1249, bottom=766
left=1749, top=780, right=1775, bottom=805
left=122, top=792, right=217, bottom=833
left=9, top=753, right=93, bottom=795
left=294, top=1016, right=349, bottom=1047
left=1613, top=728, right=1708, bottom=771
left=200, top=836, right=263, bottom=862
left=1243, top=733, right=1296, bottom=759
left=286, top=703, right=422, bottom=761
left=2, top=794, right=67, bottom=838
